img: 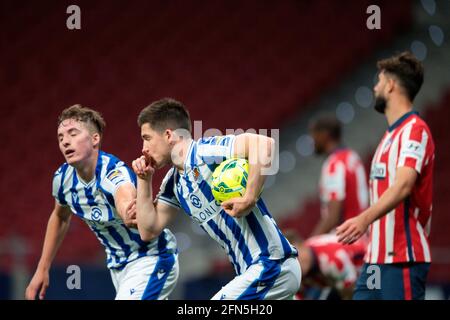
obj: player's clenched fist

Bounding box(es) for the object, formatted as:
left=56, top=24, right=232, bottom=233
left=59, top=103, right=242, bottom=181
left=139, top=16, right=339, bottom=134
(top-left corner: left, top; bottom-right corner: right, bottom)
left=132, top=156, right=155, bottom=180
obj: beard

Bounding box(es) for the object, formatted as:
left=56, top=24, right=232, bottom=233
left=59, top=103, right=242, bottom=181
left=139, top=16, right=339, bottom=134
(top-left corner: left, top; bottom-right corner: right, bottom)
left=374, top=95, right=387, bottom=114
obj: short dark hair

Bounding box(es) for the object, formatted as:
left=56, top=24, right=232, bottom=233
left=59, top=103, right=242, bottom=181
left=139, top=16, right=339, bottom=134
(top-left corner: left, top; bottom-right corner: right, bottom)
left=137, top=98, right=191, bottom=133
left=377, top=51, right=424, bottom=101
left=58, top=104, right=106, bottom=138
left=309, top=113, right=341, bottom=141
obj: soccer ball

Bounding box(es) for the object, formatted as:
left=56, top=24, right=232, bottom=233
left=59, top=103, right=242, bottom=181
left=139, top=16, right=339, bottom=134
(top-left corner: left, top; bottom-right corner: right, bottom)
left=211, top=158, right=249, bottom=203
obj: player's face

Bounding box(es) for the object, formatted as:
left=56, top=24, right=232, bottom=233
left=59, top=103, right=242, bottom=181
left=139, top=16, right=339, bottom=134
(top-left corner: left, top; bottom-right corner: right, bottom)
left=141, top=123, right=172, bottom=169
left=57, top=119, right=99, bottom=166
left=373, top=71, right=388, bottom=114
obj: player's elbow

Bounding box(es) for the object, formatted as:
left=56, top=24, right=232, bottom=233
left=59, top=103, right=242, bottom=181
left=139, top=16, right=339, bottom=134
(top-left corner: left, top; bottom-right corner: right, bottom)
left=396, top=177, right=416, bottom=199
left=257, top=135, right=275, bottom=167
left=398, top=182, right=414, bottom=200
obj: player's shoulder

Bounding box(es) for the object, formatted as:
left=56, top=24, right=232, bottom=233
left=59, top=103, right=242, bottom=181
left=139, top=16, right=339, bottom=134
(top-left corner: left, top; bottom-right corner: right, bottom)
left=53, top=162, right=73, bottom=180
left=401, top=113, right=429, bottom=132
left=52, top=163, right=73, bottom=192
left=404, top=114, right=435, bottom=143
left=196, top=135, right=235, bottom=146
left=98, top=151, right=128, bottom=173
left=324, top=149, right=348, bottom=169
left=98, top=151, right=136, bottom=186
left=412, top=114, right=433, bottom=135
left=100, top=150, right=123, bottom=165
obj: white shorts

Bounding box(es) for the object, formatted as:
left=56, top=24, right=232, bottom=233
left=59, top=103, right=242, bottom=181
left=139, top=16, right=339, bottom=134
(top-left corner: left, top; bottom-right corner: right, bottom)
left=211, top=256, right=301, bottom=300
left=110, top=253, right=179, bottom=300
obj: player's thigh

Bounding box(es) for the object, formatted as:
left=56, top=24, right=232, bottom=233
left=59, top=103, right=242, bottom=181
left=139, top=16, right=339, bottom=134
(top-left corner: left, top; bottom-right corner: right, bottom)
left=379, top=263, right=412, bottom=300
left=381, top=263, right=430, bottom=300
left=144, top=253, right=179, bottom=300
left=110, top=269, right=121, bottom=293
left=212, top=258, right=300, bottom=300
left=409, top=263, right=430, bottom=300
left=263, top=257, right=301, bottom=300
left=353, top=263, right=381, bottom=300
left=211, top=261, right=266, bottom=300
left=115, top=253, right=178, bottom=300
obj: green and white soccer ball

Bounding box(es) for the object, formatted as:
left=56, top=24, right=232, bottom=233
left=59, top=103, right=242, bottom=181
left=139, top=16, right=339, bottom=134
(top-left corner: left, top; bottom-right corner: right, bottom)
left=211, top=158, right=249, bottom=203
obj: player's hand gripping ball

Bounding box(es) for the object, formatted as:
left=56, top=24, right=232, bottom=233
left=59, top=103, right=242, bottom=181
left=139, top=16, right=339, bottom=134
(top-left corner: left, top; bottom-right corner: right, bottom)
left=211, top=158, right=250, bottom=203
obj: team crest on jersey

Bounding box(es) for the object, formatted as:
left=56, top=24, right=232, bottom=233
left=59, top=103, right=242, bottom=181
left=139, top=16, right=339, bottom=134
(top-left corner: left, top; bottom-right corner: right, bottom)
left=91, top=206, right=103, bottom=222
left=192, top=166, right=201, bottom=182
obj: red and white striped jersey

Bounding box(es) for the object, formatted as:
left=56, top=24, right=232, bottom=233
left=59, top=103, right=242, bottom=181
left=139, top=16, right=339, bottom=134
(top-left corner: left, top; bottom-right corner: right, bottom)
left=366, top=111, right=435, bottom=264
left=305, top=233, right=367, bottom=289
left=320, top=148, right=369, bottom=223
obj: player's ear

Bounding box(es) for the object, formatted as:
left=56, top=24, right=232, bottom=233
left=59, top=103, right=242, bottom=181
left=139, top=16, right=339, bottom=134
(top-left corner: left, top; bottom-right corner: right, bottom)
left=167, top=129, right=181, bottom=145
left=387, top=77, right=396, bottom=94
left=165, top=129, right=172, bottom=142
left=92, top=132, right=101, bottom=148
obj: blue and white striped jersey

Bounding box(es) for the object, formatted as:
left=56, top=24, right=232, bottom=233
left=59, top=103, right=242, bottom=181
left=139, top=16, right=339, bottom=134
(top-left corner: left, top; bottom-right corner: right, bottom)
left=156, top=136, right=297, bottom=275
left=52, top=151, right=177, bottom=270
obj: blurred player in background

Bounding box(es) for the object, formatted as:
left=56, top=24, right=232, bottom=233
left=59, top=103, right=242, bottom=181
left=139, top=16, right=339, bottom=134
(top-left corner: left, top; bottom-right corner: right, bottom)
left=337, top=51, right=435, bottom=300
left=25, top=105, right=178, bottom=300
left=285, top=230, right=367, bottom=300
left=309, top=114, right=369, bottom=236
left=132, top=98, right=301, bottom=300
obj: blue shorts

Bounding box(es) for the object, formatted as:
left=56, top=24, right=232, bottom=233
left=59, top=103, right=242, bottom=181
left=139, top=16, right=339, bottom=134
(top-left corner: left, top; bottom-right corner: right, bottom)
left=353, top=263, right=430, bottom=300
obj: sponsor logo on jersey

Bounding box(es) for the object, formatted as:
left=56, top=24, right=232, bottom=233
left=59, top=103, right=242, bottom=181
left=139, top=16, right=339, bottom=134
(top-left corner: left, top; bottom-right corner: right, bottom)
left=371, top=163, right=386, bottom=180
left=192, top=202, right=221, bottom=224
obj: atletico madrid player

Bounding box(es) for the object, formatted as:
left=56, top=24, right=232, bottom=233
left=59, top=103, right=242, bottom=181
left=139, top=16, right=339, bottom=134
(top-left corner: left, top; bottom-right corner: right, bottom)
left=337, top=52, right=435, bottom=300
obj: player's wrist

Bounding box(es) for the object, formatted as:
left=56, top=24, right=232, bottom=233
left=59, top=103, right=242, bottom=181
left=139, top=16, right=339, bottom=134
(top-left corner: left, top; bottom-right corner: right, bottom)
left=360, top=209, right=374, bottom=227
left=243, top=192, right=257, bottom=206
left=137, top=174, right=153, bottom=182
left=37, top=262, right=51, bottom=273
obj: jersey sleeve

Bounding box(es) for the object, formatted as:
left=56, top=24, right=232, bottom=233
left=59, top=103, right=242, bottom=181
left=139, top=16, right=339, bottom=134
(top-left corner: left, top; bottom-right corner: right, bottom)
left=52, top=165, right=68, bottom=206
left=320, top=160, right=346, bottom=202
left=155, top=167, right=181, bottom=209
left=397, top=123, right=429, bottom=174
left=100, top=165, right=136, bottom=196
left=196, top=135, right=236, bottom=164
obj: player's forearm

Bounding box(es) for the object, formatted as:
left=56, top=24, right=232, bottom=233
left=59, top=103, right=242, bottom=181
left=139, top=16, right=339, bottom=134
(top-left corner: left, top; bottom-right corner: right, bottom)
left=114, top=184, right=137, bottom=223
left=364, top=181, right=412, bottom=224
left=136, top=178, right=160, bottom=239
left=37, top=212, right=71, bottom=271
left=244, top=162, right=266, bottom=203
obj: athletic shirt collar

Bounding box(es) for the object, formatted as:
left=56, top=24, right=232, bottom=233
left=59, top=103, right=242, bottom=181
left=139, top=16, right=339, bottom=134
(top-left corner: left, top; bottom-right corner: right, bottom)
left=388, top=110, right=419, bottom=132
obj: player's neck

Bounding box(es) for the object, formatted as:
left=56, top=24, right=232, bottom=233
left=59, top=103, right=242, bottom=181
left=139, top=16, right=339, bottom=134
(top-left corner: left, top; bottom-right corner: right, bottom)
left=173, top=139, right=192, bottom=173
left=325, top=141, right=340, bottom=155
left=385, top=96, right=413, bottom=127
left=74, top=150, right=99, bottom=183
